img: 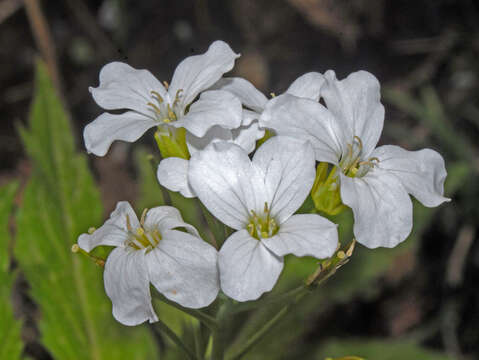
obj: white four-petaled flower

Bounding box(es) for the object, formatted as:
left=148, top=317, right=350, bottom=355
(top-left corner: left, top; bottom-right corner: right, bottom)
left=188, top=136, right=339, bottom=301
left=157, top=121, right=265, bottom=198
left=77, top=202, right=219, bottom=326
left=84, top=40, right=242, bottom=156
left=260, top=70, right=450, bottom=249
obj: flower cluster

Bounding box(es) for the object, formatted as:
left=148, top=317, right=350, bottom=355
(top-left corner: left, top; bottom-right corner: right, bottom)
left=77, top=40, right=449, bottom=326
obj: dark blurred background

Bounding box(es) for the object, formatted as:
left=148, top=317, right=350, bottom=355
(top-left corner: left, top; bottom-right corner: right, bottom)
left=1, top=0, right=479, bottom=359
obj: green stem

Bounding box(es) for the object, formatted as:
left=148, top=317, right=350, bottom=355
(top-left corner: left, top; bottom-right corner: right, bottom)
left=154, top=317, right=197, bottom=360
left=193, top=321, right=204, bottom=360
left=156, top=293, right=218, bottom=331
left=211, top=303, right=229, bottom=360
left=227, top=306, right=290, bottom=360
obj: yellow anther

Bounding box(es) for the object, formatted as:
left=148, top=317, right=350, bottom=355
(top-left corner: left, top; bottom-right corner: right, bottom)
left=136, top=227, right=145, bottom=237
left=247, top=223, right=255, bottom=236
left=150, top=90, right=164, bottom=103
left=337, top=250, right=346, bottom=259
left=72, top=243, right=105, bottom=267
left=147, top=102, right=162, bottom=114
left=140, top=208, right=148, bottom=227
left=126, top=214, right=133, bottom=232
left=173, top=89, right=183, bottom=107
left=261, top=231, right=269, bottom=238
left=270, top=92, right=276, bottom=98
left=162, top=118, right=171, bottom=123
left=368, top=157, right=380, bottom=163
left=353, top=135, right=363, bottom=150
left=163, top=81, right=169, bottom=90
left=88, top=227, right=96, bottom=234
left=167, top=104, right=177, bottom=121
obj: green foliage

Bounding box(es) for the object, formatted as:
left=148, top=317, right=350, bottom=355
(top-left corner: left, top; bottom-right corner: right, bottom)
left=316, top=339, right=451, bottom=360
left=15, top=62, right=158, bottom=359
left=0, top=182, right=23, bottom=360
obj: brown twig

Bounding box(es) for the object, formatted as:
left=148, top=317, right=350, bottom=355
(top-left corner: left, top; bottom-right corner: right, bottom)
left=446, top=225, right=475, bottom=287
left=24, top=0, right=62, bottom=93
left=0, top=0, right=23, bottom=24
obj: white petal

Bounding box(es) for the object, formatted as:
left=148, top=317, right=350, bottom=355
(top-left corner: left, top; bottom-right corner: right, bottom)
left=89, top=62, right=168, bottom=115
left=259, top=94, right=341, bottom=164
left=78, top=201, right=138, bottom=252
left=186, top=125, right=233, bottom=156
left=172, top=90, right=242, bottom=137
left=322, top=70, right=385, bottom=158
left=286, top=72, right=325, bottom=101
left=219, top=230, right=283, bottom=302
left=242, top=109, right=261, bottom=126
left=188, top=141, right=265, bottom=230
left=83, top=111, right=157, bottom=156
left=157, top=157, right=196, bottom=198
left=212, top=77, right=267, bottom=112
left=252, top=136, right=316, bottom=223
left=147, top=230, right=219, bottom=308
left=231, top=121, right=265, bottom=154
left=372, top=145, right=450, bottom=207
left=262, top=214, right=338, bottom=258
left=169, top=41, right=240, bottom=107
left=144, top=206, right=199, bottom=237
left=104, top=247, right=158, bottom=326
left=340, top=170, right=413, bottom=249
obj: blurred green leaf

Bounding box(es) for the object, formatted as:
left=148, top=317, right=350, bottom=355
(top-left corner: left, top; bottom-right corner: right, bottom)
left=316, top=339, right=451, bottom=360
left=15, top=61, right=158, bottom=359
left=0, top=181, right=23, bottom=360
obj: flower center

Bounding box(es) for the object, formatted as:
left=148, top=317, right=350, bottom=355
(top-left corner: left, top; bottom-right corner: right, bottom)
left=125, top=209, right=161, bottom=251
left=247, top=202, right=279, bottom=240
left=146, top=87, right=184, bottom=124
left=339, top=136, right=379, bottom=178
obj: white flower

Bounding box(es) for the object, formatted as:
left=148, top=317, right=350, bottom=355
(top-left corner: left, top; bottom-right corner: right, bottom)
left=187, top=136, right=338, bottom=301
left=156, top=71, right=323, bottom=198
left=77, top=202, right=219, bottom=326
left=157, top=121, right=265, bottom=198
left=260, top=70, right=450, bottom=249
left=212, top=72, right=325, bottom=125
left=84, top=40, right=242, bottom=156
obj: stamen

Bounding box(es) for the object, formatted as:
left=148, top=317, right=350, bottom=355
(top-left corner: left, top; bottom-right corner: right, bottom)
left=173, top=89, right=183, bottom=107
left=163, top=81, right=169, bottom=90
left=167, top=104, right=177, bottom=121
left=150, top=90, right=164, bottom=103
left=88, top=227, right=96, bottom=234
left=264, top=202, right=269, bottom=213
left=247, top=223, right=255, bottom=236
left=71, top=244, right=105, bottom=267
left=353, top=135, right=363, bottom=150
left=126, top=215, right=133, bottom=232
left=140, top=208, right=148, bottom=227
left=270, top=92, right=276, bottom=98
left=147, top=102, right=162, bottom=115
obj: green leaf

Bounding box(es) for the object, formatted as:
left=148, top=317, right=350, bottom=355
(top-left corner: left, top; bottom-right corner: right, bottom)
left=0, top=182, right=23, bottom=360
left=316, top=339, right=451, bottom=360
left=15, top=61, right=158, bottom=359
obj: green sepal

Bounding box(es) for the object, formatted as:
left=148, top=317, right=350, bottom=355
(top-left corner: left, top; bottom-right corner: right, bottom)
left=311, top=162, right=347, bottom=216
left=154, top=126, right=190, bottom=159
